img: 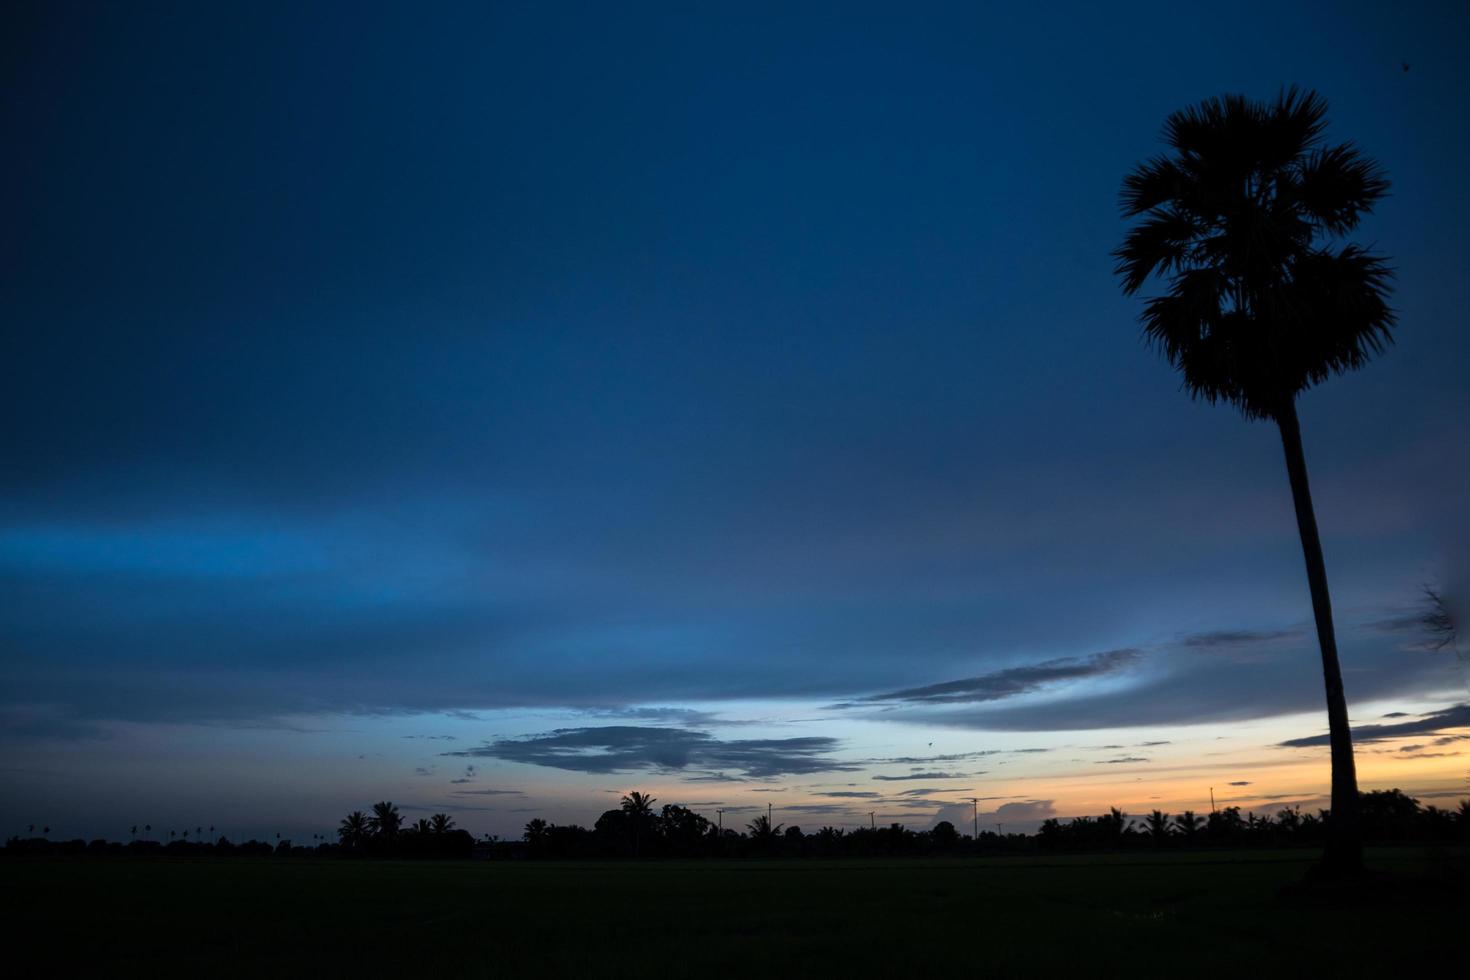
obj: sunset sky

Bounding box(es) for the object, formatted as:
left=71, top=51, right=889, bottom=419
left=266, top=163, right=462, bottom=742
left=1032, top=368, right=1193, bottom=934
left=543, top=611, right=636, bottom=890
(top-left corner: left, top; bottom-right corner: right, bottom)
left=3, top=2, right=1468, bottom=842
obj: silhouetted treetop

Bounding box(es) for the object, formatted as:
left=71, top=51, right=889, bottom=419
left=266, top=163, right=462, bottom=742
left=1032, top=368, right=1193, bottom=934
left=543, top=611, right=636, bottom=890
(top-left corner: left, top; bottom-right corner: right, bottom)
left=1115, top=87, right=1394, bottom=422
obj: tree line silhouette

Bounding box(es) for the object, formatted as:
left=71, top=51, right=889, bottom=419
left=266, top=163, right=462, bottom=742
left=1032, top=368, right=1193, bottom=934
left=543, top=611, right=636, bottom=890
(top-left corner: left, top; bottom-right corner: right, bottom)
left=8, top=789, right=1466, bottom=861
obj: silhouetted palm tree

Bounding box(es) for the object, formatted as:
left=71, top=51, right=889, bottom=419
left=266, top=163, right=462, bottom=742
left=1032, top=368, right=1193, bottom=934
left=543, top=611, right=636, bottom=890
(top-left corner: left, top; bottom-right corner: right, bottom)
left=620, top=791, right=656, bottom=857
left=1144, top=810, right=1172, bottom=842
left=1173, top=811, right=1202, bottom=840
left=747, top=814, right=783, bottom=841
left=429, top=813, right=455, bottom=835
left=339, top=811, right=370, bottom=849
left=1116, top=89, right=1393, bottom=874
left=620, top=791, right=656, bottom=819
left=368, top=801, right=402, bottom=838
left=411, top=818, right=433, bottom=836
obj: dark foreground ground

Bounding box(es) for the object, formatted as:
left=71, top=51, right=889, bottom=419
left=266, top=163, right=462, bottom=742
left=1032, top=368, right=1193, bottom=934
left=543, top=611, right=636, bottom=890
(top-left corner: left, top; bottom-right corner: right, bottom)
left=4, top=848, right=1467, bottom=978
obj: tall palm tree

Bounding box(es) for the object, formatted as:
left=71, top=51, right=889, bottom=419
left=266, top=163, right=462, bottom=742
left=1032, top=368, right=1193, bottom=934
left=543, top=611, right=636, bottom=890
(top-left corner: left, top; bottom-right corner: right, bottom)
left=429, top=813, right=455, bottom=835
left=338, top=811, right=370, bottom=849
left=1116, top=89, right=1393, bottom=875
left=620, top=791, right=656, bottom=857
left=368, top=801, right=403, bottom=838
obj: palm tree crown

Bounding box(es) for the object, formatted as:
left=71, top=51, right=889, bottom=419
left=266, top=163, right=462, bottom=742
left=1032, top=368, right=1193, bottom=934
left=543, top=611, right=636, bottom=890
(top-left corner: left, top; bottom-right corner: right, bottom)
left=368, top=801, right=402, bottom=838
left=338, top=811, right=370, bottom=847
left=1115, top=88, right=1394, bottom=421
left=620, top=792, right=656, bottom=820
left=747, top=814, right=783, bottom=840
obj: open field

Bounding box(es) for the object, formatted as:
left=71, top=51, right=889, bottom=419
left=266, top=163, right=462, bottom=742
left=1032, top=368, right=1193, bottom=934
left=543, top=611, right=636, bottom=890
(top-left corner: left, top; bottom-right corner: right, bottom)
left=4, top=849, right=1466, bottom=978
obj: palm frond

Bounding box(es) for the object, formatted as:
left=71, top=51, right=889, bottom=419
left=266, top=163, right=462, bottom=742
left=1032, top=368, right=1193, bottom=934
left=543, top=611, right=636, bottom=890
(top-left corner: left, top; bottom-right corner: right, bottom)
left=1120, top=156, right=1187, bottom=216
left=1114, top=207, right=1201, bottom=294
left=1289, top=143, right=1390, bottom=235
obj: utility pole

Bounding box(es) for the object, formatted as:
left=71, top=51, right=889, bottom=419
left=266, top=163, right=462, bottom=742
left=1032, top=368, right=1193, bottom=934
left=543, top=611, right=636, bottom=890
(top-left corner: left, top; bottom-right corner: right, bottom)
left=969, top=797, right=979, bottom=841
left=767, top=802, right=772, bottom=829
left=1210, top=787, right=1216, bottom=813
left=716, top=809, right=724, bottom=833
left=869, top=811, right=876, bottom=831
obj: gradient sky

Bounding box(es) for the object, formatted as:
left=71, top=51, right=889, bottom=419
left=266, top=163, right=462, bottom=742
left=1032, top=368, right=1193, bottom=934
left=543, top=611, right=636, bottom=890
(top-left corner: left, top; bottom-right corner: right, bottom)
left=4, top=1, right=1468, bottom=842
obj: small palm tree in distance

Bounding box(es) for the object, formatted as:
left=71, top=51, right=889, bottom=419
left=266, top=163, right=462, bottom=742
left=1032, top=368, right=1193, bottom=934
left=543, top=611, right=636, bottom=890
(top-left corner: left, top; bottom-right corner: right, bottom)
left=368, top=801, right=402, bottom=838
left=338, top=810, right=370, bottom=850
left=620, top=791, right=657, bottom=856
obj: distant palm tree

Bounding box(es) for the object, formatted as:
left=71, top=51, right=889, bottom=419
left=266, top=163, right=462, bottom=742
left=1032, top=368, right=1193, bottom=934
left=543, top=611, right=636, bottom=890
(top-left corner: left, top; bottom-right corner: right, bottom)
left=1106, top=807, right=1132, bottom=838
left=368, top=801, right=402, bottom=838
left=1144, top=811, right=1172, bottom=842
left=621, top=791, right=657, bottom=857
left=130, top=825, right=137, bottom=840
left=144, top=824, right=151, bottom=841
left=1173, top=811, right=1203, bottom=840
left=1116, top=89, right=1393, bottom=874
left=411, top=818, right=432, bottom=835
left=338, top=811, right=370, bottom=849
left=429, top=813, right=455, bottom=835
left=620, top=791, right=656, bottom=819
left=747, top=814, right=783, bottom=841
left=523, top=818, right=550, bottom=845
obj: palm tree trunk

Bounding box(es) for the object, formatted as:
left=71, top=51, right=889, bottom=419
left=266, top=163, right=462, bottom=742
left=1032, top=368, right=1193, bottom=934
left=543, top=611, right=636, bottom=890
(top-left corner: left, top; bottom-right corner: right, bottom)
left=1276, top=397, right=1362, bottom=875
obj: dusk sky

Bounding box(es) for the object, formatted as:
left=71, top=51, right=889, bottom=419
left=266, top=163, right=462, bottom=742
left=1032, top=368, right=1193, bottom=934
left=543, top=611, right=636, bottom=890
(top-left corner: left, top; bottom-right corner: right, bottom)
left=4, top=2, right=1468, bottom=843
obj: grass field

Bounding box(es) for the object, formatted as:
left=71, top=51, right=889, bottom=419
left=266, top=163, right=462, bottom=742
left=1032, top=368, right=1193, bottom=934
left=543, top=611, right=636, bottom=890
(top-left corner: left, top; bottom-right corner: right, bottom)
left=4, top=849, right=1466, bottom=978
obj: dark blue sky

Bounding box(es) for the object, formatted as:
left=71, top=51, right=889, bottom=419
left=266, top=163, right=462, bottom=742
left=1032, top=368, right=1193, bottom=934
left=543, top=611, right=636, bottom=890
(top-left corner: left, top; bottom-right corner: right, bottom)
left=3, top=2, right=1468, bottom=837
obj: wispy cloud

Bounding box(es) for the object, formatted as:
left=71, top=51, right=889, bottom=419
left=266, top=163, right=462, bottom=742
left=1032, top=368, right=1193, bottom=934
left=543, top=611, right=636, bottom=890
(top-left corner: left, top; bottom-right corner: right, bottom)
left=1180, top=629, right=1300, bottom=649
left=444, top=726, right=859, bottom=778
left=1278, top=704, right=1470, bottom=748
left=842, top=649, right=1141, bottom=707
left=450, top=788, right=524, bottom=796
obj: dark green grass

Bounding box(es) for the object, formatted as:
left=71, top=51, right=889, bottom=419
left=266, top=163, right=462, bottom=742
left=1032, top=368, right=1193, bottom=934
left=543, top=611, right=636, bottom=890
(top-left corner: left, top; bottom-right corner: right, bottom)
left=4, top=849, right=1466, bottom=978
